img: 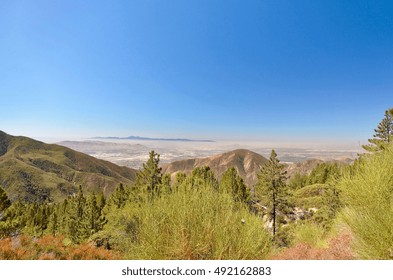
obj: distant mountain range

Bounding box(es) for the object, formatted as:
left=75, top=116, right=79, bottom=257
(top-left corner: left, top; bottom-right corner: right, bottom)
left=0, top=131, right=136, bottom=202
left=0, top=131, right=352, bottom=203
left=92, top=136, right=214, bottom=142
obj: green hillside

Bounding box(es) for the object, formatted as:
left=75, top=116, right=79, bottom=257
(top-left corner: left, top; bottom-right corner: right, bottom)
left=0, top=131, right=136, bottom=202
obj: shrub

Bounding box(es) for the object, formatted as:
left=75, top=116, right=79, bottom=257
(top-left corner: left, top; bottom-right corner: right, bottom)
left=292, top=223, right=326, bottom=248
left=0, top=235, right=120, bottom=260
left=339, top=145, right=393, bottom=259
left=100, top=183, right=272, bottom=260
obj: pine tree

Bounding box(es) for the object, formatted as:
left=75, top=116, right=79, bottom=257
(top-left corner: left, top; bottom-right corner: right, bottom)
left=171, top=172, right=186, bottom=193
left=66, top=186, right=89, bottom=243
left=47, top=209, right=58, bottom=236
left=107, top=183, right=128, bottom=209
left=160, top=174, right=172, bottom=194
left=0, top=202, right=26, bottom=237
left=220, top=167, right=250, bottom=204
left=190, top=166, right=219, bottom=190
left=86, top=193, right=106, bottom=234
left=135, top=151, right=162, bottom=196
left=256, top=150, right=290, bottom=238
left=0, top=186, right=11, bottom=215
left=363, top=108, right=393, bottom=152
left=96, top=192, right=106, bottom=211
left=56, top=198, right=69, bottom=235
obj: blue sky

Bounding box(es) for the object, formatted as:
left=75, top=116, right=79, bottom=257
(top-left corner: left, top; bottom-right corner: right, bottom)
left=0, top=0, right=392, bottom=145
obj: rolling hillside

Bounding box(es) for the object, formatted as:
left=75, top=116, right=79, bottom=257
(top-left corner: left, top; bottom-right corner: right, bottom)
left=162, top=149, right=268, bottom=186
left=0, top=131, right=136, bottom=202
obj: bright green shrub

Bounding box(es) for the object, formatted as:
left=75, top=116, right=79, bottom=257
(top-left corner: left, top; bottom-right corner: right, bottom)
left=339, top=146, right=393, bottom=259
left=100, top=182, right=272, bottom=259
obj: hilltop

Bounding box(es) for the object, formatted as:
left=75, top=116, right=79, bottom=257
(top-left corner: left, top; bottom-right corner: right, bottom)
left=0, top=131, right=136, bottom=202
left=162, top=149, right=268, bottom=186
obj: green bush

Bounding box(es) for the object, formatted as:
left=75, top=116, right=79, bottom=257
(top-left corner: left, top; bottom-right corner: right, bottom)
left=291, top=223, right=326, bottom=248
left=100, top=183, right=272, bottom=259
left=339, top=146, right=393, bottom=259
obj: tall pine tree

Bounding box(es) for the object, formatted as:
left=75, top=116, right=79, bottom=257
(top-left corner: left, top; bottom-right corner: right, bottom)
left=66, top=186, right=89, bottom=243
left=363, top=108, right=393, bottom=152
left=135, top=151, right=162, bottom=196
left=256, top=150, right=290, bottom=238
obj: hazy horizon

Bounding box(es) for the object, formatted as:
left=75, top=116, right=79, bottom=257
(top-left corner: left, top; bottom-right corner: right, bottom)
left=53, top=137, right=360, bottom=168
left=1, top=1, right=392, bottom=147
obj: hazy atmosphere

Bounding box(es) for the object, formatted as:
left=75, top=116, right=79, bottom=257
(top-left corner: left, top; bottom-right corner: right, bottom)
left=1, top=0, right=392, bottom=147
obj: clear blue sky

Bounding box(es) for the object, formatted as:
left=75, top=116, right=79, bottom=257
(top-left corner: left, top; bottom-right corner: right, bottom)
left=0, top=0, right=392, bottom=144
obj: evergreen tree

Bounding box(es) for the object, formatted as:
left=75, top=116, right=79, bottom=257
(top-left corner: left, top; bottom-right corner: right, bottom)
left=172, top=172, right=187, bottom=192
left=96, top=192, right=106, bottom=211
left=107, top=183, right=128, bottom=209
left=0, top=186, right=11, bottom=215
left=56, top=198, right=69, bottom=235
left=287, top=172, right=308, bottom=190
left=220, top=167, right=250, bottom=204
left=160, top=174, right=172, bottom=194
left=306, top=162, right=341, bottom=185
left=363, top=108, right=393, bottom=152
left=174, top=172, right=187, bottom=185
left=256, top=150, right=291, bottom=238
left=190, top=166, right=219, bottom=190
left=135, top=151, right=162, bottom=196
left=86, top=193, right=106, bottom=234
left=66, top=186, right=89, bottom=243
left=47, top=208, right=58, bottom=236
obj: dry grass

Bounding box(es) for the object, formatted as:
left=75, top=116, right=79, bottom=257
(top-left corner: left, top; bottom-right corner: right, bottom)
left=0, top=235, right=122, bottom=260
left=271, top=230, right=354, bottom=260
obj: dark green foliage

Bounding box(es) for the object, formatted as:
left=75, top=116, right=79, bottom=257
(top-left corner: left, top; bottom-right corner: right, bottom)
left=363, top=108, right=393, bottom=152
left=306, top=163, right=341, bottom=185
left=189, top=166, right=219, bottom=190
left=220, top=167, right=250, bottom=204
left=86, top=193, right=106, bottom=234
left=135, top=151, right=162, bottom=196
left=0, top=202, right=27, bottom=237
left=0, top=186, right=11, bottom=214
left=292, top=183, right=341, bottom=229
left=0, top=185, right=107, bottom=243
left=170, top=172, right=185, bottom=193
left=287, top=173, right=308, bottom=190
left=0, top=130, right=10, bottom=157
left=63, top=187, right=107, bottom=243
left=174, top=172, right=186, bottom=185
left=65, top=186, right=89, bottom=243
left=47, top=209, right=58, bottom=236
left=256, top=150, right=292, bottom=238
left=107, top=184, right=129, bottom=209
left=160, top=174, right=172, bottom=194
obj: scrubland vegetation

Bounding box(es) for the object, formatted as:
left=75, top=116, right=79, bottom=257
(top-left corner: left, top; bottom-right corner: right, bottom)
left=0, top=109, right=392, bottom=260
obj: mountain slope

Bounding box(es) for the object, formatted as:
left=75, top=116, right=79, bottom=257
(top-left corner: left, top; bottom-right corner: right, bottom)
left=0, top=131, right=136, bottom=202
left=285, top=159, right=324, bottom=179
left=162, top=149, right=268, bottom=186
